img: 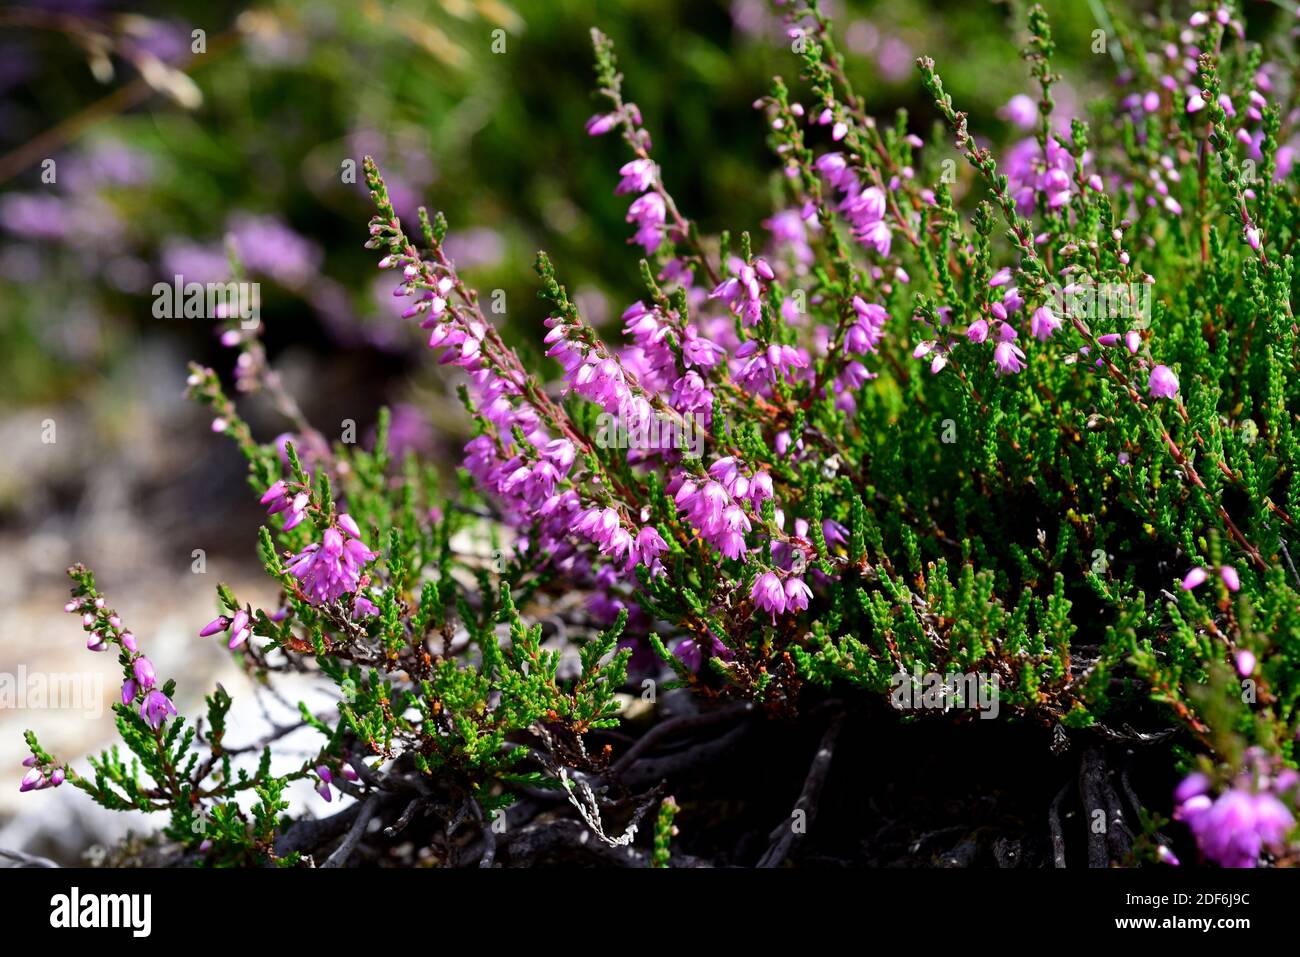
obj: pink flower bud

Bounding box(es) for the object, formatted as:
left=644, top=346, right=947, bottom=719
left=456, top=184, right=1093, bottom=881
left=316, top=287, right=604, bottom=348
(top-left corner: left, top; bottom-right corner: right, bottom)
left=1148, top=364, right=1179, bottom=399
left=199, top=616, right=231, bottom=638
left=133, top=657, right=157, bottom=690
left=585, top=113, right=617, bottom=136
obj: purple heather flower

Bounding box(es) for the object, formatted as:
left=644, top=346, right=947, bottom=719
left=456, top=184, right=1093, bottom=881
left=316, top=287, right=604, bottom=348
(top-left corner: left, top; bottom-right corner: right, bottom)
left=1235, top=650, right=1256, bottom=677
left=672, top=633, right=731, bottom=673
left=846, top=297, right=888, bottom=353
left=1030, top=305, right=1061, bottom=342
left=1148, top=364, right=1179, bottom=399
left=1221, top=565, right=1240, bottom=592
left=1182, top=567, right=1208, bottom=590
left=633, top=526, right=668, bottom=569
left=616, top=159, right=656, bottom=195
left=993, top=341, right=1026, bottom=376
left=228, top=610, right=251, bottom=648
left=20, top=768, right=44, bottom=792
left=783, top=576, right=812, bottom=613
left=1004, top=136, right=1079, bottom=213
left=140, top=689, right=177, bottom=730
left=315, top=764, right=332, bottom=806
left=999, top=94, right=1037, bottom=129
left=337, top=513, right=363, bottom=539
left=814, top=151, right=849, bottom=188
left=586, top=113, right=618, bottom=136
left=287, top=524, right=378, bottom=606
left=816, top=152, right=892, bottom=255
left=49, top=768, right=65, bottom=788
left=626, top=192, right=667, bottom=253
left=133, top=656, right=157, bottom=690
left=752, top=571, right=786, bottom=621
left=261, top=481, right=309, bottom=531
left=822, top=519, right=849, bottom=550
left=673, top=638, right=704, bottom=673
left=712, top=262, right=767, bottom=327
left=1175, top=772, right=1211, bottom=804
left=352, top=594, right=379, bottom=618
left=1178, top=788, right=1294, bottom=868
left=121, top=678, right=137, bottom=705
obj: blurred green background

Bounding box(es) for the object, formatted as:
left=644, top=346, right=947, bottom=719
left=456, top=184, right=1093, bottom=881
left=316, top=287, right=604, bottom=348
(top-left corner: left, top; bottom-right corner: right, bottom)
left=0, top=0, right=1121, bottom=405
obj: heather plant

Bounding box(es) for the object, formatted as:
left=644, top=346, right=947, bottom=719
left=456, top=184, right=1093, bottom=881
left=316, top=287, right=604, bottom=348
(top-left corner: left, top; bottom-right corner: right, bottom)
left=17, top=1, right=1300, bottom=868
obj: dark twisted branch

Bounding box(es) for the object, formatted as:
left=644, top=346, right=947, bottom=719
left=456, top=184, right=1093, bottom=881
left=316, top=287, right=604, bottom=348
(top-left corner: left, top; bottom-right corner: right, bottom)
left=756, top=711, right=844, bottom=868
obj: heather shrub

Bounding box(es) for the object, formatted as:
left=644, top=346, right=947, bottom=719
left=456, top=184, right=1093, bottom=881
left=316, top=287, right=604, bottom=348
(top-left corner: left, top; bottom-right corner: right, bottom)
left=18, top=1, right=1300, bottom=868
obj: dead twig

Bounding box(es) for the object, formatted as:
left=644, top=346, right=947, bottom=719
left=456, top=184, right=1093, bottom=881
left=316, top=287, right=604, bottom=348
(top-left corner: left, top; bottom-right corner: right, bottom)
left=322, top=795, right=379, bottom=868
left=756, top=711, right=845, bottom=868
left=1048, top=782, right=1070, bottom=869
left=610, top=702, right=753, bottom=777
